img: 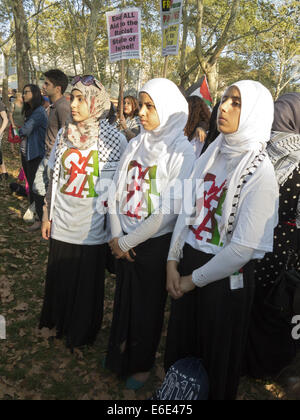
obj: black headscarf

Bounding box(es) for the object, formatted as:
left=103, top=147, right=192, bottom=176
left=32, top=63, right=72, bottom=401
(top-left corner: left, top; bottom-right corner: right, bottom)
left=201, top=101, right=220, bottom=155
left=272, top=92, right=300, bottom=134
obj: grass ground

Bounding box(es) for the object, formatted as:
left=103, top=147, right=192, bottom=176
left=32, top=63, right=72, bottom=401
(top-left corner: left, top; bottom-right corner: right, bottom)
left=0, top=136, right=299, bottom=400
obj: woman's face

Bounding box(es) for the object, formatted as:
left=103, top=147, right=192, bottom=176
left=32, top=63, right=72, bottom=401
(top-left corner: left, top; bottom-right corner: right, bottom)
left=138, top=92, right=160, bottom=131
left=23, top=87, right=33, bottom=104
left=70, top=89, right=89, bottom=122
left=124, top=98, right=133, bottom=116
left=217, top=86, right=241, bottom=134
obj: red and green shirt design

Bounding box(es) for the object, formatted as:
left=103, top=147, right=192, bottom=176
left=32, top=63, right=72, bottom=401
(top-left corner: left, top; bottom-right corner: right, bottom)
left=60, top=149, right=99, bottom=198
left=190, top=173, right=227, bottom=247
left=122, top=160, right=160, bottom=220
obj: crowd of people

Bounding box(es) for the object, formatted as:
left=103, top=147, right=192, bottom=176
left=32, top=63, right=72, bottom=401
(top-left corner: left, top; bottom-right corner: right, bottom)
left=0, top=70, right=299, bottom=400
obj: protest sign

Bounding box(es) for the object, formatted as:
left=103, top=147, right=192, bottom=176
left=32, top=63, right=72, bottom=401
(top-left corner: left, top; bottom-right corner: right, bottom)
left=161, top=0, right=183, bottom=57
left=106, top=8, right=141, bottom=63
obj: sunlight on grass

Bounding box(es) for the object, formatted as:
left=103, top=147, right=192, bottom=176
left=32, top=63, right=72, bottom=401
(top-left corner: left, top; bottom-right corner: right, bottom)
left=8, top=207, right=22, bottom=217
left=265, top=383, right=285, bottom=399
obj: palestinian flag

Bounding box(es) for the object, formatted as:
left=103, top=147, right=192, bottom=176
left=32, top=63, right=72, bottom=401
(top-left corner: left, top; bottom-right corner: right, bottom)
left=190, top=76, right=213, bottom=108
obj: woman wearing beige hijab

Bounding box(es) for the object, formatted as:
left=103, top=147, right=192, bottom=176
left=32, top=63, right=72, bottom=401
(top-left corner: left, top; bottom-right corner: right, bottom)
left=39, top=75, right=127, bottom=350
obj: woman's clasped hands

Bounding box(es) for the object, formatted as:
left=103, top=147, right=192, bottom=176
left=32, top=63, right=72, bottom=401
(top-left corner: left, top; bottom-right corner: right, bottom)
left=166, top=261, right=196, bottom=300
left=109, top=237, right=136, bottom=263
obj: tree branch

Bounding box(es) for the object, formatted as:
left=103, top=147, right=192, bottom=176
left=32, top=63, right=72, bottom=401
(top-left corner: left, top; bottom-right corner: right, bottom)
left=205, top=9, right=230, bottom=47
left=206, top=0, right=240, bottom=66
left=0, top=1, right=60, bottom=49
left=27, top=1, right=61, bottom=22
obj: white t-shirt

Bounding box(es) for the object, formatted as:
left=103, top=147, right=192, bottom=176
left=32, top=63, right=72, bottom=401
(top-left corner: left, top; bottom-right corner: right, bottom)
left=118, top=142, right=195, bottom=238
left=186, top=153, right=279, bottom=259
left=48, top=132, right=127, bottom=246
left=191, top=138, right=204, bottom=159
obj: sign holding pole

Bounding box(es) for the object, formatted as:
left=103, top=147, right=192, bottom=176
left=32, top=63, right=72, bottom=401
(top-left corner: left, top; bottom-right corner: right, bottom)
left=119, top=59, right=125, bottom=118
left=163, top=56, right=169, bottom=78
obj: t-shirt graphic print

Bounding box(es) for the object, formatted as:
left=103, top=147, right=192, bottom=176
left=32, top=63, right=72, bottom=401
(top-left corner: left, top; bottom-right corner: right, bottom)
left=186, top=161, right=228, bottom=255
left=60, top=148, right=99, bottom=199
left=51, top=146, right=107, bottom=246
left=121, top=160, right=160, bottom=220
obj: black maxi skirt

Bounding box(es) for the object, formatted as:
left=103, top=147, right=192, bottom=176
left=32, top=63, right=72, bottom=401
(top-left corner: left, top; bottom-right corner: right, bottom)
left=39, top=238, right=107, bottom=349
left=106, top=233, right=172, bottom=377
left=164, top=243, right=255, bottom=401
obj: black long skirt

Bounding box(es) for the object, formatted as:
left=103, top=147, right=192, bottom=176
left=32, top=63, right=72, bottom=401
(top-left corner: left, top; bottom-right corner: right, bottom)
left=106, top=233, right=172, bottom=377
left=39, top=238, right=107, bottom=349
left=164, top=243, right=255, bottom=401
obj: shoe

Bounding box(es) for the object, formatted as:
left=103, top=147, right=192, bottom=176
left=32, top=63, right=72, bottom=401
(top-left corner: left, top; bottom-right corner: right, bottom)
left=23, top=203, right=36, bottom=223
left=125, top=376, right=146, bottom=391
left=28, top=221, right=42, bottom=232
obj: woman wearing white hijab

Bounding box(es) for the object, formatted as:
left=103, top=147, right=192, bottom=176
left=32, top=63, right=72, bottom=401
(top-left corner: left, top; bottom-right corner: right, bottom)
left=107, top=78, right=196, bottom=389
left=164, top=80, right=279, bottom=400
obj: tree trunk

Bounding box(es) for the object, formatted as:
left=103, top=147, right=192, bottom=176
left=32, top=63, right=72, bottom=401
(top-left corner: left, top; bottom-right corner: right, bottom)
left=94, top=52, right=101, bottom=80
left=71, top=43, right=77, bottom=76
left=74, top=33, right=85, bottom=73
left=205, top=63, right=219, bottom=104
left=179, top=0, right=190, bottom=89
left=29, top=48, right=38, bottom=84
left=195, top=0, right=204, bottom=62
left=11, top=0, right=31, bottom=90
left=2, top=52, right=10, bottom=108
left=84, top=0, right=101, bottom=74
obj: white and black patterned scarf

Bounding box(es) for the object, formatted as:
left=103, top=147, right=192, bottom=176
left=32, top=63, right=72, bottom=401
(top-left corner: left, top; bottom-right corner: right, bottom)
left=267, top=132, right=300, bottom=186
left=267, top=132, right=300, bottom=229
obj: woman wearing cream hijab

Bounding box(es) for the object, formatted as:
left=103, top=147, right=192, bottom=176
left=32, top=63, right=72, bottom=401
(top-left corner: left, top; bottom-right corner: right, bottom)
left=107, top=78, right=196, bottom=390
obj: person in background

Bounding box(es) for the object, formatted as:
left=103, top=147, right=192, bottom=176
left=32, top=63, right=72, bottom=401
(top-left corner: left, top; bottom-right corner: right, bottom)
left=19, top=84, right=47, bottom=231
left=39, top=75, right=127, bottom=350
left=107, top=102, right=117, bottom=126
left=244, top=92, right=300, bottom=379
left=184, top=96, right=211, bottom=158
left=64, top=92, right=71, bottom=102
left=117, top=95, right=140, bottom=141
left=165, top=80, right=279, bottom=400
left=0, top=99, right=9, bottom=182
left=32, top=69, right=71, bottom=229
left=8, top=92, right=24, bottom=154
